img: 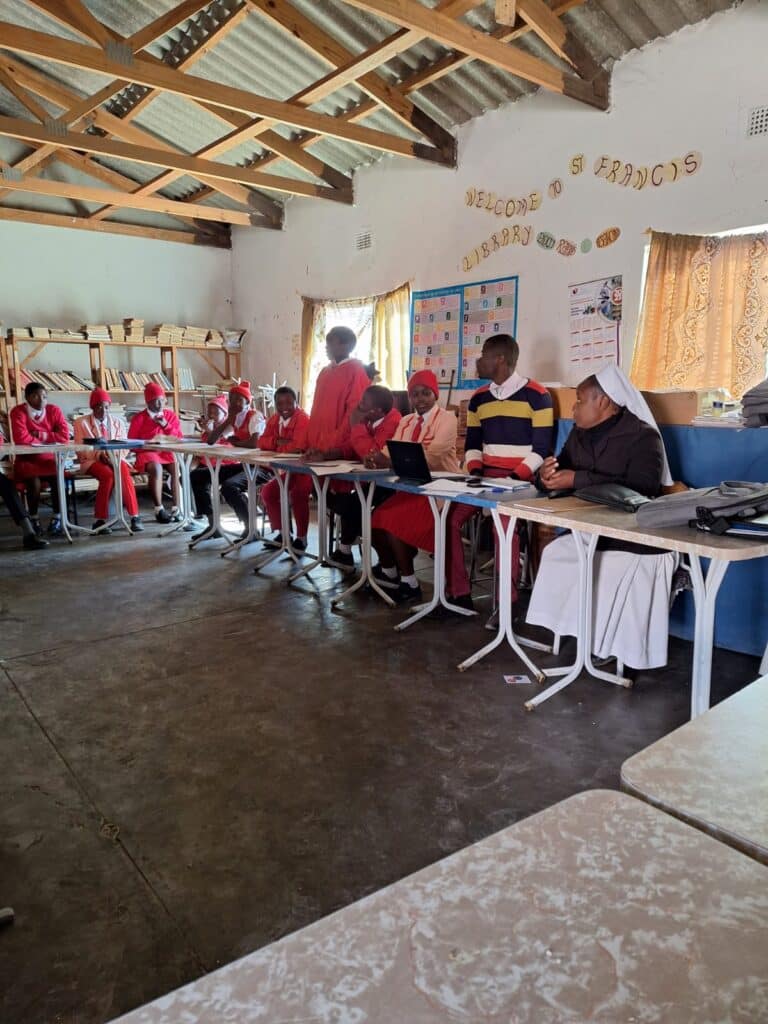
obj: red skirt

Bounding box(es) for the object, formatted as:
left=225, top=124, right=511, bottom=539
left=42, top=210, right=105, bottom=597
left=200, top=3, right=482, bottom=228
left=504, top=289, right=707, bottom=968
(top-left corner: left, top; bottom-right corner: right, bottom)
left=14, top=454, right=57, bottom=479
left=372, top=493, right=436, bottom=552
left=134, top=450, right=176, bottom=472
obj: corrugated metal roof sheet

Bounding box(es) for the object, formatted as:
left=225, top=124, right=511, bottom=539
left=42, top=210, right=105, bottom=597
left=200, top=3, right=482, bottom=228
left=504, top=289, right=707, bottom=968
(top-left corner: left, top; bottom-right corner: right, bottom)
left=0, top=0, right=738, bottom=238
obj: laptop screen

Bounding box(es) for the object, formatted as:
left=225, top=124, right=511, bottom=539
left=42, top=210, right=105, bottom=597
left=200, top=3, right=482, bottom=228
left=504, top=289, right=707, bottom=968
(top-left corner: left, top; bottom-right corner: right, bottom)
left=387, top=440, right=432, bottom=484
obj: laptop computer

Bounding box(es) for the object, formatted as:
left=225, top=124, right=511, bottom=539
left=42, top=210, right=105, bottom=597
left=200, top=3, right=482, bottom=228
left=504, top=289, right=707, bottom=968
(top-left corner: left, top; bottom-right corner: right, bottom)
left=387, top=440, right=465, bottom=486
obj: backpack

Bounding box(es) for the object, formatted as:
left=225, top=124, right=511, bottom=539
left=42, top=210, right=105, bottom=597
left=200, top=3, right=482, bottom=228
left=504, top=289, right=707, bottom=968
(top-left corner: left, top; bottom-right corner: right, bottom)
left=635, top=481, right=768, bottom=532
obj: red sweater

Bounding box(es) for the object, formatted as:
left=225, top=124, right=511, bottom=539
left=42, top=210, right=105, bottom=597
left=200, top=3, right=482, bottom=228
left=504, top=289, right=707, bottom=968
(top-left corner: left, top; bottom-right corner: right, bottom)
left=348, top=407, right=402, bottom=461
left=259, top=409, right=310, bottom=453
left=10, top=402, right=70, bottom=479
left=308, top=359, right=370, bottom=451
left=128, top=408, right=183, bottom=442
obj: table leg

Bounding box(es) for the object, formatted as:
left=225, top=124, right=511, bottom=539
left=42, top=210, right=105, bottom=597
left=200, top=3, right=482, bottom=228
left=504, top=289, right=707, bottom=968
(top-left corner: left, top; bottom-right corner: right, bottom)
left=457, top=511, right=544, bottom=680
left=222, top=463, right=264, bottom=556
left=331, top=481, right=395, bottom=608
left=55, top=451, right=74, bottom=543
left=395, top=497, right=478, bottom=631
left=107, top=450, right=132, bottom=533
left=189, top=456, right=237, bottom=548
left=253, top=469, right=302, bottom=573
left=159, top=453, right=195, bottom=537
left=688, top=555, right=728, bottom=719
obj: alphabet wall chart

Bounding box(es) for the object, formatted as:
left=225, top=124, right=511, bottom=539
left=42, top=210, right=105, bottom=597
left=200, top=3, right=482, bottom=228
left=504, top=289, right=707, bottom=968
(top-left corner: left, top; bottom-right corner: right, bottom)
left=410, top=274, right=518, bottom=390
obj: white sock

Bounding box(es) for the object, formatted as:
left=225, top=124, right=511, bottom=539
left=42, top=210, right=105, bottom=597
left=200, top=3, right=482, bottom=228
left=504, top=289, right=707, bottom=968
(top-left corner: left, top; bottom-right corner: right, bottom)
left=401, top=573, right=418, bottom=588
left=381, top=565, right=398, bottom=579
left=339, top=542, right=352, bottom=554
left=154, top=505, right=163, bottom=513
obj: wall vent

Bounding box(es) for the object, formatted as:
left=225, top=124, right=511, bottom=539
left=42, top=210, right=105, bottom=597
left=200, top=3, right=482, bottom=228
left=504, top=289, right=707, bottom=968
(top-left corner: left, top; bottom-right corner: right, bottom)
left=355, top=229, right=373, bottom=252
left=747, top=106, right=768, bottom=137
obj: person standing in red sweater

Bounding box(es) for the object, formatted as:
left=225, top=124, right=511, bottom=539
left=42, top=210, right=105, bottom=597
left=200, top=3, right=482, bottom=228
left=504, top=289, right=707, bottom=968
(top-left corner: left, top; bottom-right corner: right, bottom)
left=259, top=386, right=312, bottom=551
left=10, top=382, right=70, bottom=536
left=304, top=326, right=371, bottom=460
left=128, top=382, right=183, bottom=523
left=327, top=384, right=401, bottom=567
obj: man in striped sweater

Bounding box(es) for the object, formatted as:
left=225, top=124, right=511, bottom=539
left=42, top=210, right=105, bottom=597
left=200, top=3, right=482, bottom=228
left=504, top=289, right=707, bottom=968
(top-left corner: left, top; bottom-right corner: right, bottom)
left=447, top=334, right=553, bottom=608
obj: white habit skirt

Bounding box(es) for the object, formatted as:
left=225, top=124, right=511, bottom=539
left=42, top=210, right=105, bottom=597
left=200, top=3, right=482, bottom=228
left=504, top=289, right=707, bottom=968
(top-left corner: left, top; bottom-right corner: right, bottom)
left=526, top=534, right=678, bottom=670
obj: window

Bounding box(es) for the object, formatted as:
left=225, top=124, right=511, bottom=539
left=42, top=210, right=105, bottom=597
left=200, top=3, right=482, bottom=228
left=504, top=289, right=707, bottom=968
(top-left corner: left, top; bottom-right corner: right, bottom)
left=631, top=227, right=768, bottom=397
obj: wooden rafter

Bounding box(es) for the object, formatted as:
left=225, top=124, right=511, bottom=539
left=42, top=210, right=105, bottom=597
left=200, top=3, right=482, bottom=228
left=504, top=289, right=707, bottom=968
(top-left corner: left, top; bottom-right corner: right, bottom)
left=0, top=115, right=353, bottom=203
left=0, top=21, right=450, bottom=159
left=0, top=204, right=227, bottom=247
left=516, top=0, right=606, bottom=89
left=0, top=53, right=284, bottom=228
left=331, top=0, right=606, bottom=108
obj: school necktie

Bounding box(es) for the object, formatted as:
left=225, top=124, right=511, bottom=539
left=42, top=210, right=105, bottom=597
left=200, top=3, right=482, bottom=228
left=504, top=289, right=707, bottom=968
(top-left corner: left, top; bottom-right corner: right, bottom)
left=410, top=416, right=424, bottom=442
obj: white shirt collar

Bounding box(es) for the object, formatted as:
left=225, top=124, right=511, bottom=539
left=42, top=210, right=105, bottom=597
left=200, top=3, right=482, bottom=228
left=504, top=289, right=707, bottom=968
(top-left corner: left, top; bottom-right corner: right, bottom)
left=234, top=407, right=251, bottom=428
left=413, top=404, right=438, bottom=426
left=489, top=371, right=528, bottom=401
left=371, top=415, right=385, bottom=430
left=27, top=402, right=46, bottom=421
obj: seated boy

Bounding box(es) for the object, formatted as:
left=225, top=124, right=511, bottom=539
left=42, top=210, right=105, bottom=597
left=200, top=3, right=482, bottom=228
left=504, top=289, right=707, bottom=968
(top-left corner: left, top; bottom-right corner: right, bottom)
left=128, top=382, right=183, bottom=523
left=9, top=382, right=70, bottom=535
left=259, top=386, right=312, bottom=551
left=204, top=380, right=266, bottom=536
left=327, top=384, right=401, bottom=567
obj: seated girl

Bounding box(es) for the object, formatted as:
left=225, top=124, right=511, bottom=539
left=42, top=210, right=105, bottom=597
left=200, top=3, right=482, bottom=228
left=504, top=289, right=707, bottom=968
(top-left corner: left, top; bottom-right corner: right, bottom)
left=127, top=382, right=183, bottom=523
left=258, top=386, right=311, bottom=551
left=9, top=382, right=70, bottom=536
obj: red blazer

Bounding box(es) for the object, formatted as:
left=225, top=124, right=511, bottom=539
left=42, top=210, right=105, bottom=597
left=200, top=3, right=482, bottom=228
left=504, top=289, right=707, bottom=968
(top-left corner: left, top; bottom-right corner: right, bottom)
left=10, top=402, right=70, bottom=479
left=348, top=407, right=401, bottom=461
left=259, top=409, right=309, bottom=453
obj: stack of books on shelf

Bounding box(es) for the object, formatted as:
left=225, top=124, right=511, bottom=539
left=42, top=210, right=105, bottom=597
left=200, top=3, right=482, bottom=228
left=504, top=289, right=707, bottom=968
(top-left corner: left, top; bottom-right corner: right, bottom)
left=20, top=369, right=95, bottom=392
left=222, top=328, right=246, bottom=350
left=48, top=329, right=87, bottom=341
left=109, top=322, right=125, bottom=342
left=103, top=369, right=173, bottom=392
left=178, top=367, right=196, bottom=390
left=155, top=323, right=184, bottom=345
left=123, top=317, right=145, bottom=343
left=82, top=324, right=111, bottom=341
left=183, top=325, right=208, bottom=345
left=207, top=328, right=224, bottom=347
left=31, top=326, right=50, bottom=340
left=9, top=327, right=32, bottom=340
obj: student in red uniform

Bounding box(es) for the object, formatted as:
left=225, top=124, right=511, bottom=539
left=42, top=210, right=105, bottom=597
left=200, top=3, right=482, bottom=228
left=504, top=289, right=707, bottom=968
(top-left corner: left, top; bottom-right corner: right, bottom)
left=205, top=380, right=266, bottom=535
left=128, top=382, right=183, bottom=523
left=74, top=387, right=143, bottom=533
left=327, top=384, right=401, bottom=567
left=304, top=326, right=371, bottom=460
left=259, top=386, right=312, bottom=551
left=0, top=414, right=48, bottom=549
left=369, top=370, right=461, bottom=602
left=189, top=394, right=235, bottom=538
left=10, top=382, right=70, bottom=535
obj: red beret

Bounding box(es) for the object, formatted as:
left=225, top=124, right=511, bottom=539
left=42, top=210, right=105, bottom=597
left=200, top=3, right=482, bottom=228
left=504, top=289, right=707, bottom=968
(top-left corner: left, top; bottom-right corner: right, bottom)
left=208, top=394, right=229, bottom=414
left=144, top=382, right=165, bottom=403
left=89, top=387, right=111, bottom=409
left=407, top=369, right=439, bottom=398
left=229, top=380, right=252, bottom=402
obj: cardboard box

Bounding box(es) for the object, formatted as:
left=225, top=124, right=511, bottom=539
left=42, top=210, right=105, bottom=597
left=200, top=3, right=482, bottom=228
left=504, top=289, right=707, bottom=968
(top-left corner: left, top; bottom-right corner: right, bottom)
left=549, top=386, right=576, bottom=419
left=642, top=389, right=703, bottom=425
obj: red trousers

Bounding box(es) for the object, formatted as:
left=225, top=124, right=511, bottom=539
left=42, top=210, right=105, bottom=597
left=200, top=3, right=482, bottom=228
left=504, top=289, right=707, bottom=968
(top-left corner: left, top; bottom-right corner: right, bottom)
left=447, top=505, right=520, bottom=600
left=87, top=460, right=139, bottom=519
left=261, top=473, right=313, bottom=538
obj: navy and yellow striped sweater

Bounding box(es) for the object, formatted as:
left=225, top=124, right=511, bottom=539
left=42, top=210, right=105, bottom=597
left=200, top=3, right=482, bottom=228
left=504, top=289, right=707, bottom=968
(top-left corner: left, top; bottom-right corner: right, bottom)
left=465, top=378, right=554, bottom=480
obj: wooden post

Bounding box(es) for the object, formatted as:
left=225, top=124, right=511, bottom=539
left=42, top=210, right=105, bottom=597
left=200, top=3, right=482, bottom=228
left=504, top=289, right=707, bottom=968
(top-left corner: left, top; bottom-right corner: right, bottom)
left=496, top=0, right=517, bottom=25
left=0, top=336, right=11, bottom=412
left=89, top=343, right=101, bottom=388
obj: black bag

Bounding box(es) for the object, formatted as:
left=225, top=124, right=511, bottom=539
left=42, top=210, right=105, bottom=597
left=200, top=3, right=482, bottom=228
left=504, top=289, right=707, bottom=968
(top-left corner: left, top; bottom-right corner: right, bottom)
left=575, top=483, right=651, bottom=513
left=636, top=481, right=768, bottom=530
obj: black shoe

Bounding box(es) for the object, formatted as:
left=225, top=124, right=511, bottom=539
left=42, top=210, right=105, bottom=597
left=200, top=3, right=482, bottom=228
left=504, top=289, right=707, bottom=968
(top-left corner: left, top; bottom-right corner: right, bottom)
left=92, top=519, right=112, bottom=535
left=31, top=517, right=43, bottom=536
left=447, top=593, right=475, bottom=613
left=330, top=548, right=355, bottom=568
left=182, top=522, right=197, bottom=532
left=264, top=532, right=283, bottom=548
left=393, top=581, right=423, bottom=604
left=47, top=517, right=63, bottom=537
left=372, top=564, right=400, bottom=589
left=23, top=533, right=48, bottom=550
left=155, top=508, right=172, bottom=524
left=130, top=516, right=145, bottom=533
left=292, top=537, right=307, bottom=552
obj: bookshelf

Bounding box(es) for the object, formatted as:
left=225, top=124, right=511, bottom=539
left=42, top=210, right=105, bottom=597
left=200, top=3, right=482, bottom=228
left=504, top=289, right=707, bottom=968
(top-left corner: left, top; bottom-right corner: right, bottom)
left=0, top=328, right=243, bottom=416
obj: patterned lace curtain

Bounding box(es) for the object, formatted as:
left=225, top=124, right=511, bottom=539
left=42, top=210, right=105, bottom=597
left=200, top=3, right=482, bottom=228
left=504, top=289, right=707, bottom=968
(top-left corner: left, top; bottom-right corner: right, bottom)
left=630, top=230, right=768, bottom=398
left=300, top=295, right=375, bottom=410
left=372, top=282, right=411, bottom=390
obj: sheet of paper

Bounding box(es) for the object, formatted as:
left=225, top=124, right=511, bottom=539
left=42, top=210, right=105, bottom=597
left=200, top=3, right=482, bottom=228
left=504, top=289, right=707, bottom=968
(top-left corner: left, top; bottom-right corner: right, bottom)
left=504, top=674, right=532, bottom=686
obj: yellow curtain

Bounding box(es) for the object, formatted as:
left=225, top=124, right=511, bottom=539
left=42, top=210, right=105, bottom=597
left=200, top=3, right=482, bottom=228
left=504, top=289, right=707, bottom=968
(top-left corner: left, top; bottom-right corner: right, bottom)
left=299, top=297, right=323, bottom=408
left=631, top=230, right=768, bottom=397
left=372, top=282, right=411, bottom=390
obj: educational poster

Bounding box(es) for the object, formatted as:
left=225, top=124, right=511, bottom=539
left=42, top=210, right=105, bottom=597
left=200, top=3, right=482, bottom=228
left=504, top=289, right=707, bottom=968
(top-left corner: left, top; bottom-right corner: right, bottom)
left=410, top=274, right=519, bottom=390
left=568, top=275, right=622, bottom=372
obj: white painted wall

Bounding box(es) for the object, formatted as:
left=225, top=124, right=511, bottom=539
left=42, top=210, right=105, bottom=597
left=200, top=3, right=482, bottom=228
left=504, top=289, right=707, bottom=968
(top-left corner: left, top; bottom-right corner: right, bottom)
left=0, top=220, right=233, bottom=409
left=231, top=0, right=768, bottom=392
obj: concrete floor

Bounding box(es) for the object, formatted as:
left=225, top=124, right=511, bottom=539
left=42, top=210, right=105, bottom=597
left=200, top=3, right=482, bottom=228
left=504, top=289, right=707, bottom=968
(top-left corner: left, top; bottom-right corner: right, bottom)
left=0, top=505, right=760, bottom=1023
